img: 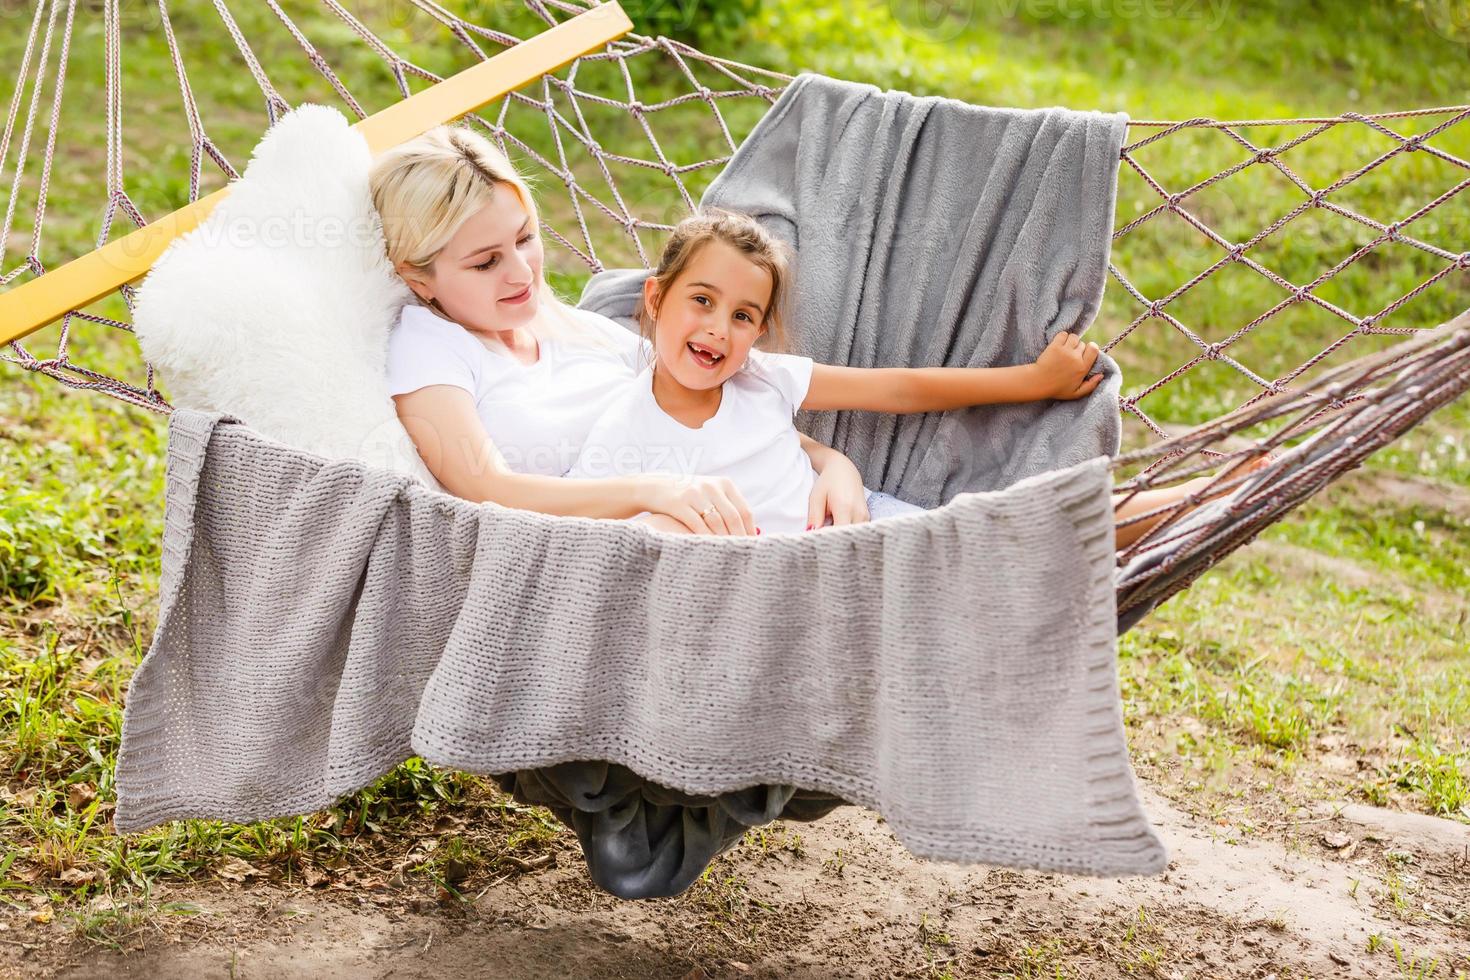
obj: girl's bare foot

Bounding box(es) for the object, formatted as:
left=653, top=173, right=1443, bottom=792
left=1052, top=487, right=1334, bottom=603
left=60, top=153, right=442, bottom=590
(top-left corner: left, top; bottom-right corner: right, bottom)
left=1188, top=451, right=1274, bottom=502
left=1113, top=451, right=1275, bottom=551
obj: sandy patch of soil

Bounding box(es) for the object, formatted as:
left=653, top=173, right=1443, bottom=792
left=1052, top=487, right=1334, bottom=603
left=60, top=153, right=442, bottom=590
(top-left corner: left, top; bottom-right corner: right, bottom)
left=4, top=789, right=1465, bottom=979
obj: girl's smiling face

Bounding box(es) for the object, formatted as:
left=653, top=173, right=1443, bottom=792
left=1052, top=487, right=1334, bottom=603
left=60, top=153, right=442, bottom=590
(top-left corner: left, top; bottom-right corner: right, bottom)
left=401, top=190, right=544, bottom=334
left=645, top=239, right=772, bottom=391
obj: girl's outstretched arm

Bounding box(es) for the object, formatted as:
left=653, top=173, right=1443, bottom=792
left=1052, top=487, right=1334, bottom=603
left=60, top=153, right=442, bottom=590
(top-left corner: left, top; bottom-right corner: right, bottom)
left=802, top=332, right=1103, bottom=413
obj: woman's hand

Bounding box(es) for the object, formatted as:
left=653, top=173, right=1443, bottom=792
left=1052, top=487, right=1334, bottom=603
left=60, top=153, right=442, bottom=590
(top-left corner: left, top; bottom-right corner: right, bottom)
left=635, top=512, right=695, bottom=534
left=640, top=474, right=757, bottom=535
left=1031, top=332, right=1104, bottom=400
left=806, top=450, right=869, bottom=529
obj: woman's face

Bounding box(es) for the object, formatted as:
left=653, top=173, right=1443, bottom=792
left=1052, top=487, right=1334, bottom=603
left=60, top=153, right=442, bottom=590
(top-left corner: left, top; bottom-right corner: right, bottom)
left=646, top=239, right=772, bottom=392
left=407, top=189, right=545, bottom=335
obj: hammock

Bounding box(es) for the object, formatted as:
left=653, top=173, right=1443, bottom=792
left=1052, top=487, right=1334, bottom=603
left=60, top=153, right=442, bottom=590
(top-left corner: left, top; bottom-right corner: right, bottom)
left=4, top=0, right=1469, bottom=894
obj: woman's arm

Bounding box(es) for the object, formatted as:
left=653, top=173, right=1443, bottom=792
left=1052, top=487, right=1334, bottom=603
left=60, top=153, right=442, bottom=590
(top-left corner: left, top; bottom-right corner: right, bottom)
left=802, top=332, right=1103, bottom=413
left=797, top=433, right=870, bottom=527
left=394, top=385, right=756, bottom=534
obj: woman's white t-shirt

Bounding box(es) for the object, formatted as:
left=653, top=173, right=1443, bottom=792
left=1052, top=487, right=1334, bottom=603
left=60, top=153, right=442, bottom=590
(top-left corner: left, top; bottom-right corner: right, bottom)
left=384, top=303, right=650, bottom=477
left=566, top=350, right=818, bottom=534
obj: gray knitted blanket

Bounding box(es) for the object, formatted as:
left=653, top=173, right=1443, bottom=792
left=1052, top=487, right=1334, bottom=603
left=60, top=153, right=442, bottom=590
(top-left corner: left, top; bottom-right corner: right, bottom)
left=580, top=71, right=1129, bottom=504
left=116, top=409, right=1164, bottom=881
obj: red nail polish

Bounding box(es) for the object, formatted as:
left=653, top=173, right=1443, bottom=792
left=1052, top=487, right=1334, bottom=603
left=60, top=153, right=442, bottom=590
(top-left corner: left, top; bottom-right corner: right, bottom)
left=805, top=523, right=813, bottom=531
left=756, top=527, right=762, bottom=535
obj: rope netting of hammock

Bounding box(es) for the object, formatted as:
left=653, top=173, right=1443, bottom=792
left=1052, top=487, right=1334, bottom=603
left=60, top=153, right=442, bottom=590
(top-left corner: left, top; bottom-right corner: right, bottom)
left=1, top=0, right=1468, bottom=620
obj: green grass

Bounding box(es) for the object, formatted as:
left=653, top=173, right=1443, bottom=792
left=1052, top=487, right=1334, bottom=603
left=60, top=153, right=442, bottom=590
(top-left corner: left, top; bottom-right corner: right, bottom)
left=0, top=0, right=1467, bottom=945
left=1121, top=507, right=1469, bottom=819
left=1272, top=501, right=1470, bottom=594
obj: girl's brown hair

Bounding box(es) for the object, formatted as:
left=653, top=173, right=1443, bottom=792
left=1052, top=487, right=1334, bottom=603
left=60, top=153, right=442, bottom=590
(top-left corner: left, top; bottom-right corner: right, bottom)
left=635, top=207, right=793, bottom=356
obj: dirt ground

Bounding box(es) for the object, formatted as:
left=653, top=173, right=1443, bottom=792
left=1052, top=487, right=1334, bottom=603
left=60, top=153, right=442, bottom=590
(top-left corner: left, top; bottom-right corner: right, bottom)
left=2, top=787, right=1465, bottom=979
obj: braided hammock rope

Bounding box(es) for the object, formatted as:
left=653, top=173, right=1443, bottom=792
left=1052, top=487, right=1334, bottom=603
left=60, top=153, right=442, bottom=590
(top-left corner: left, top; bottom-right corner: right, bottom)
left=2, top=0, right=1468, bottom=622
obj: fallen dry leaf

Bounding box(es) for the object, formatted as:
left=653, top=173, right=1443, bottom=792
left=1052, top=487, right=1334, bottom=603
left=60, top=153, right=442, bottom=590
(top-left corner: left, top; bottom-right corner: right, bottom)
left=58, top=867, right=103, bottom=886
left=214, top=857, right=264, bottom=882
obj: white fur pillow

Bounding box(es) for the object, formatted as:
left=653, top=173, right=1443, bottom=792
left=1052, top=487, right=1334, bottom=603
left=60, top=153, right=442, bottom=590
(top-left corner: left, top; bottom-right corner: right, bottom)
left=135, top=104, right=435, bottom=486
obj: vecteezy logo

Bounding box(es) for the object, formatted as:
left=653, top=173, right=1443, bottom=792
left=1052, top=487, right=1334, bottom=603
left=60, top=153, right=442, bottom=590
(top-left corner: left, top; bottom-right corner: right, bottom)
left=1423, top=0, right=1470, bottom=44
left=889, top=0, right=976, bottom=43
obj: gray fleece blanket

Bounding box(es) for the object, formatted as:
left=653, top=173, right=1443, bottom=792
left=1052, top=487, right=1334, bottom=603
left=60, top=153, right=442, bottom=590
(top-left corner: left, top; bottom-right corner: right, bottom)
left=580, top=72, right=1128, bottom=504
left=115, top=74, right=1161, bottom=897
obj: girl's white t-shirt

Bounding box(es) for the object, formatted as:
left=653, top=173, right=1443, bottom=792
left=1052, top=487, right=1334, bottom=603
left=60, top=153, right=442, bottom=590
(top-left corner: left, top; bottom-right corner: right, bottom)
left=384, top=303, right=650, bottom=476
left=566, top=350, right=818, bottom=534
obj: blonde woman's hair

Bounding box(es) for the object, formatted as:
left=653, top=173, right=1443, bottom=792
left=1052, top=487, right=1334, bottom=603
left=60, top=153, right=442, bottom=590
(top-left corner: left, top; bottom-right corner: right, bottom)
left=636, top=207, right=792, bottom=357
left=369, top=124, right=607, bottom=350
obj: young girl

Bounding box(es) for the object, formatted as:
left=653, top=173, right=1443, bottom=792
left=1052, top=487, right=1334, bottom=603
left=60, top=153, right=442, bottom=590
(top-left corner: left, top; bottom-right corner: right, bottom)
left=568, top=208, right=1269, bottom=543
left=566, top=208, right=1107, bottom=535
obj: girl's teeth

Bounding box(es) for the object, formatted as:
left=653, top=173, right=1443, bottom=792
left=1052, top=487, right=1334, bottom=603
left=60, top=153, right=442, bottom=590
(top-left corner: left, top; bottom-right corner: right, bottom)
left=687, top=343, right=723, bottom=366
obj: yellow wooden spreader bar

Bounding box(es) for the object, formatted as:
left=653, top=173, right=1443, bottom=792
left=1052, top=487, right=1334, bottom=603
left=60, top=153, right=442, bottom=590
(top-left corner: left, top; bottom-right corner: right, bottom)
left=0, top=1, right=633, bottom=347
